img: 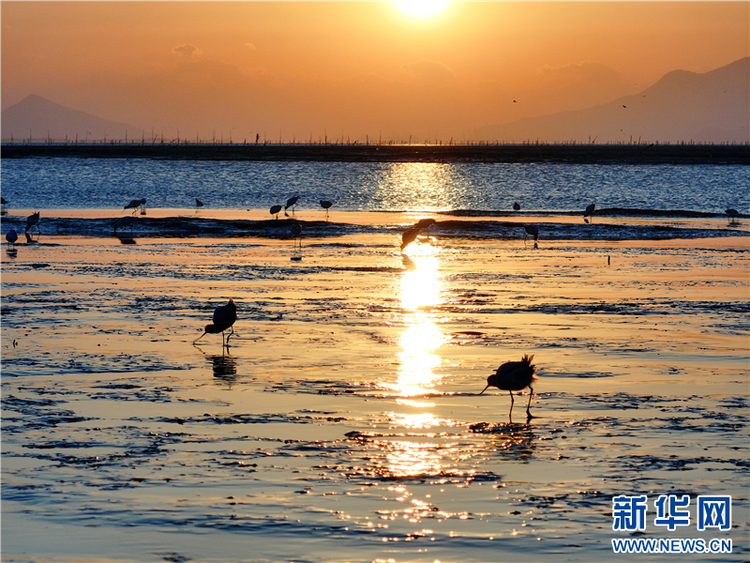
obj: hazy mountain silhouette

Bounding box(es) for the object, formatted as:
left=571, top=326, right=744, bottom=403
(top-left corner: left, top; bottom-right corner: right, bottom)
left=474, top=57, right=749, bottom=144
left=1, top=95, right=144, bottom=142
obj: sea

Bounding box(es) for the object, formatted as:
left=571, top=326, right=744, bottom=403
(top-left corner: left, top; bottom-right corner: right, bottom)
left=1, top=155, right=748, bottom=562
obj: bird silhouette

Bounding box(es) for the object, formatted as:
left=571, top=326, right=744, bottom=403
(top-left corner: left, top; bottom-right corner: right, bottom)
left=400, top=226, right=421, bottom=252
left=124, top=198, right=146, bottom=216
left=400, top=219, right=436, bottom=252
left=523, top=224, right=539, bottom=244
left=584, top=203, right=596, bottom=219
left=6, top=229, right=18, bottom=246
left=195, top=198, right=204, bottom=208
left=194, top=299, right=237, bottom=348
left=285, top=196, right=300, bottom=216
left=320, top=200, right=333, bottom=219
left=270, top=204, right=282, bottom=219
left=479, top=354, right=538, bottom=421
left=513, top=202, right=521, bottom=211
left=0, top=197, right=8, bottom=205
left=25, top=211, right=40, bottom=234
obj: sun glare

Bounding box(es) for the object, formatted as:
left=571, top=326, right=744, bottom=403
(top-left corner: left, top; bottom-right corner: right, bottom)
left=393, top=0, right=451, bottom=19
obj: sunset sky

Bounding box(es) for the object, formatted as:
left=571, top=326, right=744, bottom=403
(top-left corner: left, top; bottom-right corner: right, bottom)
left=2, top=1, right=748, bottom=142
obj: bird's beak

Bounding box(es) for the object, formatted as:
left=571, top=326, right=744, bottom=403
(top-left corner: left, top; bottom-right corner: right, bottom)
left=479, top=384, right=490, bottom=395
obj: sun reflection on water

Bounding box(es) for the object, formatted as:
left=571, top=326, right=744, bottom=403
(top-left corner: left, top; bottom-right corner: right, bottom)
left=380, top=245, right=448, bottom=403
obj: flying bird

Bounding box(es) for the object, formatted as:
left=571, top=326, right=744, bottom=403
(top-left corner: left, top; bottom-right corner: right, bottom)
left=194, top=298, right=237, bottom=348
left=285, top=196, right=300, bottom=216
left=25, top=211, right=40, bottom=233
left=413, top=218, right=436, bottom=230
left=479, top=354, right=538, bottom=421
left=320, top=200, right=333, bottom=219
left=584, top=203, right=596, bottom=218
left=6, top=229, right=18, bottom=246
left=270, top=204, right=282, bottom=219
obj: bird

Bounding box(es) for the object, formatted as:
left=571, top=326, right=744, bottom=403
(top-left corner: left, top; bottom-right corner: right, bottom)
left=25, top=211, right=40, bottom=233
left=725, top=208, right=739, bottom=217
left=584, top=203, right=596, bottom=218
left=479, top=354, right=538, bottom=421
left=400, top=226, right=421, bottom=252
left=320, top=200, right=333, bottom=219
left=1, top=197, right=8, bottom=205
left=285, top=195, right=300, bottom=216
left=523, top=224, right=539, bottom=243
left=194, top=298, right=237, bottom=348
left=270, top=204, right=282, bottom=219
left=195, top=198, right=204, bottom=208
left=6, top=229, right=18, bottom=245
left=124, top=198, right=146, bottom=216
left=513, top=202, right=521, bottom=211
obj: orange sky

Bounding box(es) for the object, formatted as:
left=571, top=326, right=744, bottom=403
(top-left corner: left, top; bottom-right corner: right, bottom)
left=2, top=1, right=748, bottom=142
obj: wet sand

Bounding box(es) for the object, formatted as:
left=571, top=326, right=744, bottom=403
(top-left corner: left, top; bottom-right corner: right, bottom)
left=1, top=215, right=748, bottom=562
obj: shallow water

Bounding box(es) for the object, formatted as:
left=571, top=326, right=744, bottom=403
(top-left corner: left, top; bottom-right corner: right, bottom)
left=1, top=216, right=748, bottom=562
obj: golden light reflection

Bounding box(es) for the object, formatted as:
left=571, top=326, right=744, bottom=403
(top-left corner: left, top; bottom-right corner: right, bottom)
left=376, top=162, right=457, bottom=211
left=380, top=246, right=448, bottom=403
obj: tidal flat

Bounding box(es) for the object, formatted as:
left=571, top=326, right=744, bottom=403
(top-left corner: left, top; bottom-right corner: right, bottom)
left=1, top=211, right=748, bottom=562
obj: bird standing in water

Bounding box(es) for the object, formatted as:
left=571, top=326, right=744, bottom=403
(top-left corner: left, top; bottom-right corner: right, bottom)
left=320, top=200, right=333, bottom=220
left=479, top=354, right=537, bottom=421
left=584, top=203, right=596, bottom=219
left=194, top=298, right=237, bottom=348
left=25, top=211, right=40, bottom=233
left=6, top=229, right=18, bottom=246
left=270, top=204, right=282, bottom=219
left=523, top=224, right=539, bottom=244
left=285, top=196, right=300, bottom=216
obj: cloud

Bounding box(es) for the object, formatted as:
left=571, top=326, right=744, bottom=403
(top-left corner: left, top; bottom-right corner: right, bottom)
left=172, top=44, right=203, bottom=58
left=402, top=60, right=454, bottom=82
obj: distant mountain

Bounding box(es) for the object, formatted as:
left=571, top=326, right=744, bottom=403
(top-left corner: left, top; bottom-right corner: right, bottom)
left=1, top=95, right=144, bottom=142
left=474, top=58, right=749, bottom=144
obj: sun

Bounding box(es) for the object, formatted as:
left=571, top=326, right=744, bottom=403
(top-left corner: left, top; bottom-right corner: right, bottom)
left=392, top=0, right=451, bottom=19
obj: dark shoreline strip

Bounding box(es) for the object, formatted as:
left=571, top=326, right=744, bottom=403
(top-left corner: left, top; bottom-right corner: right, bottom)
left=2, top=143, right=749, bottom=164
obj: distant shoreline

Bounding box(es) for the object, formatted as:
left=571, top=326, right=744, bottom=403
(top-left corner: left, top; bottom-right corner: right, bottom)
left=2, top=142, right=749, bottom=164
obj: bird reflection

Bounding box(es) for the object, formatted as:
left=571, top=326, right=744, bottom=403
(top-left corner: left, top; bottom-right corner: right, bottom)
left=470, top=421, right=537, bottom=459
left=208, top=353, right=238, bottom=384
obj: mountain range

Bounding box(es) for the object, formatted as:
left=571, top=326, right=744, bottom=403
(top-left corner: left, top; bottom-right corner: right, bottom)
left=473, top=57, right=749, bottom=144
left=1, top=95, right=143, bottom=142
left=2, top=57, right=748, bottom=144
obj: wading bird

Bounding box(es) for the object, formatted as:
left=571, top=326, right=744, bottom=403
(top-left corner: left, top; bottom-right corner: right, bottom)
left=270, top=204, right=282, bottom=219
left=726, top=208, right=739, bottom=217
left=523, top=224, right=539, bottom=243
left=320, top=200, right=333, bottom=219
left=400, top=226, right=421, bottom=252
left=513, top=202, right=521, bottom=211
left=1, top=197, right=8, bottom=205
left=479, top=354, right=538, bottom=421
left=195, top=198, right=204, bottom=208
left=285, top=195, right=300, bottom=216
left=584, top=203, right=596, bottom=218
left=124, top=198, right=146, bottom=215
left=6, top=229, right=18, bottom=246
left=194, top=298, right=237, bottom=348
left=25, top=211, right=40, bottom=233
left=400, top=218, right=436, bottom=252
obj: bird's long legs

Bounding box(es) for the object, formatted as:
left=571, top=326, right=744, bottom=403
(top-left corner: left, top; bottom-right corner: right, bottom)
left=526, top=386, right=534, bottom=420
left=508, top=390, right=515, bottom=420
left=223, top=326, right=235, bottom=346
